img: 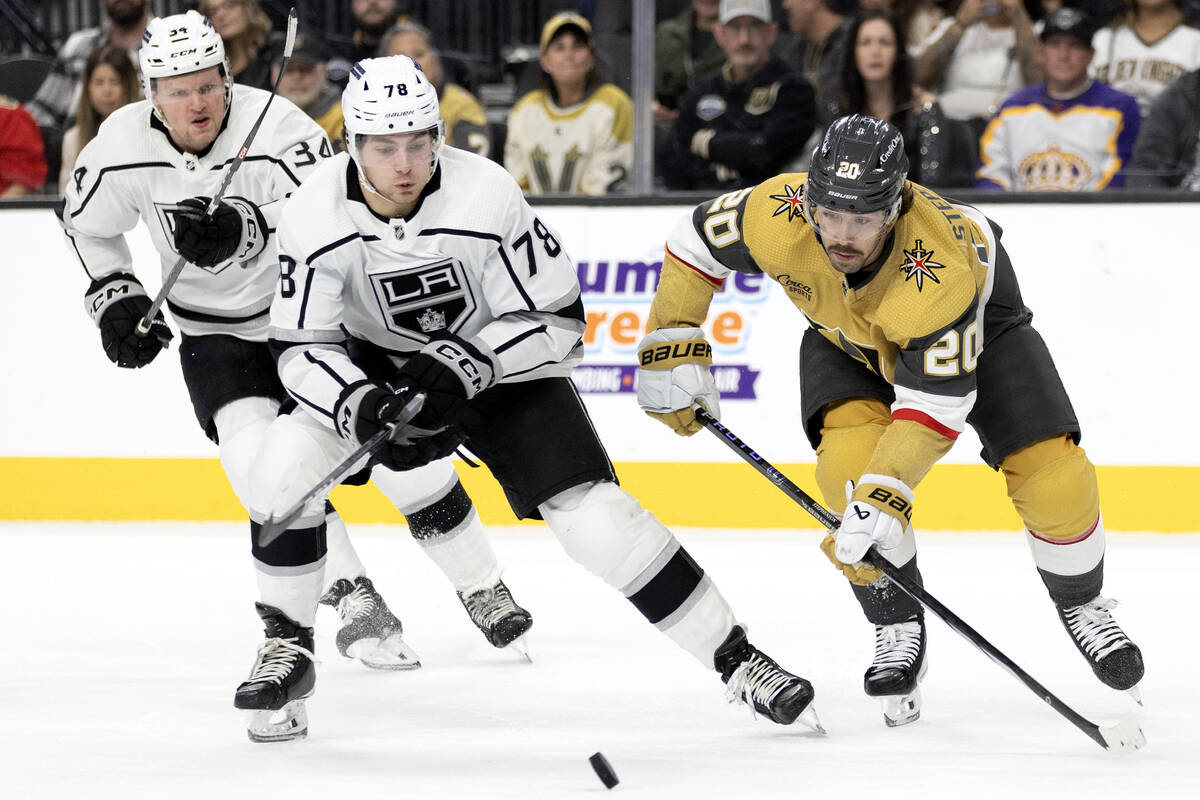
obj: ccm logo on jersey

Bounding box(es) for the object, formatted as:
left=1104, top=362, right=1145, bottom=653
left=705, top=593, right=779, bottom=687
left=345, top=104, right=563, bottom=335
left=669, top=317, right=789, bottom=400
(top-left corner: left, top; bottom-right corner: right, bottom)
left=866, top=487, right=913, bottom=521
left=639, top=341, right=712, bottom=367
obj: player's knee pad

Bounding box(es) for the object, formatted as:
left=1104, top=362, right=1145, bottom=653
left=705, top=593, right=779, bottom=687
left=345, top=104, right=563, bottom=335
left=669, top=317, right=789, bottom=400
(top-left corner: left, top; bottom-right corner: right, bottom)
left=247, top=410, right=353, bottom=527
left=370, top=457, right=460, bottom=517
left=540, top=480, right=674, bottom=592
left=213, top=396, right=278, bottom=509
left=1004, top=436, right=1104, bottom=576
left=814, top=398, right=890, bottom=513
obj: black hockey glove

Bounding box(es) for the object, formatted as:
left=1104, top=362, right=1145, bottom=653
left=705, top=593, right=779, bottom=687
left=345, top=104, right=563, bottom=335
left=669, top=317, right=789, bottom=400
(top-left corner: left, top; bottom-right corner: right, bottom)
left=173, top=195, right=268, bottom=267
left=394, top=339, right=497, bottom=430
left=85, top=273, right=173, bottom=369
left=333, top=380, right=463, bottom=472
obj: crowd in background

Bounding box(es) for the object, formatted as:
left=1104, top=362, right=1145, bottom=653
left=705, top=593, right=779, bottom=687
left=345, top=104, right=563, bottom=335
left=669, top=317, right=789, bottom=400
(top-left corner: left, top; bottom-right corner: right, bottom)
left=3, top=0, right=1200, bottom=197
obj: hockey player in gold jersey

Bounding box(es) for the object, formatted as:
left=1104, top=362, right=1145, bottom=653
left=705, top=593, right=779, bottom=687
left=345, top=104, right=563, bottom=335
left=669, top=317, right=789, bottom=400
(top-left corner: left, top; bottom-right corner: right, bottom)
left=638, top=114, right=1144, bottom=726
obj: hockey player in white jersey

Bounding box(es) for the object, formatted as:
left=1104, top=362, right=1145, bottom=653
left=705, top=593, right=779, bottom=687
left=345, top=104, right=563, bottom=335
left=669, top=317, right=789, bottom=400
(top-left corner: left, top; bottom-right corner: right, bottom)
left=242, top=54, right=823, bottom=742
left=59, top=12, right=531, bottom=681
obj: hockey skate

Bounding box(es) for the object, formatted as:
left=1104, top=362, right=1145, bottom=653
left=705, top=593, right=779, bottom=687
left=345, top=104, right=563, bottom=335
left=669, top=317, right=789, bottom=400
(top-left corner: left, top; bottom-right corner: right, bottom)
left=319, top=576, right=420, bottom=670
left=864, top=616, right=928, bottom=727
left=1057, top=595, right=1144, bottom=700
left=234, top=603, right=317, bottom=743
left=458, top=578, right=533, bottom=661
left=715, top=625, right=824, bottom=732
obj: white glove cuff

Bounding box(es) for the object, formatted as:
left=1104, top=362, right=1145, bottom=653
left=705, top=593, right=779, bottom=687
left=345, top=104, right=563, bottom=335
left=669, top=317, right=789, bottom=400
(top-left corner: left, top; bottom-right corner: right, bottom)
left=226, top=196, right=268, bottom=263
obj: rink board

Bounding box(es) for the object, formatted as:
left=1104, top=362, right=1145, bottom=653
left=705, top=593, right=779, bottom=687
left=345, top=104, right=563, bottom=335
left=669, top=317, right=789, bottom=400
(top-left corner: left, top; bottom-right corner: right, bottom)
left=2, top=202, right=1197, bottom=530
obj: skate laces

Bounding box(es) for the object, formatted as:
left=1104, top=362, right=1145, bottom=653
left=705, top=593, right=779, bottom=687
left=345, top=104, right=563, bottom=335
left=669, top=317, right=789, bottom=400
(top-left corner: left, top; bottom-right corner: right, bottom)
left=246, top=637, right=316, bottom=685
left=724, top=652, right=793, bottom=716
left=463, top=582, right=518, bottom=632
left=872, top=620, right=923, bottom=670
left=1062, top=597, right=1131, bottom=662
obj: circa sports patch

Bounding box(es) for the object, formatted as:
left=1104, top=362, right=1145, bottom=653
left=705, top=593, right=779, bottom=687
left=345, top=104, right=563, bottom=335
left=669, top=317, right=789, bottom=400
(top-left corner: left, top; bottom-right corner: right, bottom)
left=696, top=94, right=727, bottom=121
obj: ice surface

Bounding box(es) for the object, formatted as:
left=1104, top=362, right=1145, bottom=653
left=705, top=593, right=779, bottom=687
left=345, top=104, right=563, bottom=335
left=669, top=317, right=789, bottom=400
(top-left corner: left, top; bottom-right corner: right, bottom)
left=2, top=523, right=1194, bottom=798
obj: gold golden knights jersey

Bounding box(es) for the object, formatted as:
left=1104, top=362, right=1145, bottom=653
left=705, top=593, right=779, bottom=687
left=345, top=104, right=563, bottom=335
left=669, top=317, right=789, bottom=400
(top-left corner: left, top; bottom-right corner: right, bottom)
left=652, top=174, right=1027, bottom=487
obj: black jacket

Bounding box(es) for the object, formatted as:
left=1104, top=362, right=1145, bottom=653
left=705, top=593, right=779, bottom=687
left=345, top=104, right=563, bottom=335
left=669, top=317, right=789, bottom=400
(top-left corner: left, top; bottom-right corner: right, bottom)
left=1128, top=69, right=1200, bottom=189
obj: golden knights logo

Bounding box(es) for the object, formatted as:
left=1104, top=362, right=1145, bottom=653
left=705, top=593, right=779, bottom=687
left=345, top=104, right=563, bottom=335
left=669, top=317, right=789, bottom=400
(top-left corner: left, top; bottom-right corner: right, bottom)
left=899, top=239, right=945, bottom=291
left=769, top=183, right=805, bottom=222
left=370, top=258, right=474, bottom=342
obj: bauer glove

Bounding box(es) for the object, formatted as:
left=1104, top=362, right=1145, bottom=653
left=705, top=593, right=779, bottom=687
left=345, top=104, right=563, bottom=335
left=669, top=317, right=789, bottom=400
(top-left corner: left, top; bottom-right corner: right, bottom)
left=85, top=273, right=173, bottom=369
left=173, top=195, right=267, bottom=267
left=835, top=476, right=913, bottom=564
left=636, top=327, right=720, bottom=436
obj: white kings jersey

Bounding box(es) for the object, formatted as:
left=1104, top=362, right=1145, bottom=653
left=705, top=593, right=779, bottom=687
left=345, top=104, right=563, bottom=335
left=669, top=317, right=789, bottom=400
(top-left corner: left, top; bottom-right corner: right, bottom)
left=60, top=84, right=332, bottom=339
left=269, top=147, right=587, bottom=426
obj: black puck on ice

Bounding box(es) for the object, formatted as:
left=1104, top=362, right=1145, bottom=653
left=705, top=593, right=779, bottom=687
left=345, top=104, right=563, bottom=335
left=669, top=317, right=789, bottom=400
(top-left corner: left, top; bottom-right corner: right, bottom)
left=589, top=751, right=619, bottom=789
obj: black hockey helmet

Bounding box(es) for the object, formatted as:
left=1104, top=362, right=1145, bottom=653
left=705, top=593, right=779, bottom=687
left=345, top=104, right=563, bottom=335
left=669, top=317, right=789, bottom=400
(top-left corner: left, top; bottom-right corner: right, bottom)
left=805, top=114, right=908, bottom=216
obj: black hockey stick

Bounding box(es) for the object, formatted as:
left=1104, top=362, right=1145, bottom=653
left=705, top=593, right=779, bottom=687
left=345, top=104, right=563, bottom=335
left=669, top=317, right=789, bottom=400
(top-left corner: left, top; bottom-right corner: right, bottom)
left=256, top=392, right=426, bottom=548
left=136, top=7, right=299, bottom=340
left=693, top=407, right=1145, bottom=754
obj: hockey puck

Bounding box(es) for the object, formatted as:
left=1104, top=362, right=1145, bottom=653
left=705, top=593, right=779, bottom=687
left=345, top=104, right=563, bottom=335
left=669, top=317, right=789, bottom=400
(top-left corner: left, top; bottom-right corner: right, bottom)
left=589, top=752, right=619, bottom=789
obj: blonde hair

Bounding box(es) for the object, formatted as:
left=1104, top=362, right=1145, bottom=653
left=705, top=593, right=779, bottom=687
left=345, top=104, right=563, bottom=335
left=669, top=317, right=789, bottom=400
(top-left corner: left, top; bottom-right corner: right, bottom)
left=74, top=45, right=141, bottom=150
left=200, top=0, right=273, bottom=56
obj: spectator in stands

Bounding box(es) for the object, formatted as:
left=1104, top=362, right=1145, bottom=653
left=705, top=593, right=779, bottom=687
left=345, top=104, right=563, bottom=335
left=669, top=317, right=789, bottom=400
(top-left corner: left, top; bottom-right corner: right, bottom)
left=831, top=8, right=976, bottom=187
left=380, top=22, right=494, bottom=158
left=654, top=0, right=726, bottom=126
left=663, top=0, right=816, bottom=190
left=1091, top=0, right=1200, bottom=117
left=780, top=0, right=858, bottom=126
left=1128, top=64, right=1200, bottom=187
left=504, top=11, right=633, bottom=195
left=0, top=96, right=48, bottom=197
left=330, top=0, right=408, bottom=66
left=59, top=46, right=140, bottom=194
left=267, top=31, right=343, bottom=151
left=913, top=0, right=1044, bottom=131
left=26, top=0, right=149, bottom=134
left=199, top=0, right=274, bottom=90
left=977, top=7, right=1141, bottom=191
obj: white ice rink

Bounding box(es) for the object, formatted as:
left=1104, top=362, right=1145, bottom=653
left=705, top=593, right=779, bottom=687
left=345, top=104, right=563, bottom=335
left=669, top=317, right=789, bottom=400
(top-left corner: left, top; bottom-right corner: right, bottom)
left=3, top=523, right=1196, bottom=799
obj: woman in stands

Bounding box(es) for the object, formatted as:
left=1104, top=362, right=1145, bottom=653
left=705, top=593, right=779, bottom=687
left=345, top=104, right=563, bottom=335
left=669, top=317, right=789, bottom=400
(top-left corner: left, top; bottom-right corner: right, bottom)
left=832, top=8, right=975, bottom=188
left=1091, top=0, right=1200, bottom=116
left=199, top=0, right=274, bottom=90
left=58, top=45, right=140, bottom=193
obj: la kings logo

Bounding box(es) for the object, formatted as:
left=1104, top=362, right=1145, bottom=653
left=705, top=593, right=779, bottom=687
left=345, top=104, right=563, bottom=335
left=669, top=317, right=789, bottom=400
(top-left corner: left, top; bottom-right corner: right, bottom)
left=370, top=258, right=475, bottom=341
left=153, top=202, right=234, bottom=274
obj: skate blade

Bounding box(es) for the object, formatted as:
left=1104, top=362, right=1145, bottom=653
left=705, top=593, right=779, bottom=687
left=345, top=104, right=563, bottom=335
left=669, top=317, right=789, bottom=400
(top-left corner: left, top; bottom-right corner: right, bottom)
left=1099, top=714, right=1146, bottom=754
left=1126, top=685, right=1143, bottom=706
left=245, top=699, right=308, bottom=743
left=508, top=635, right=532, bottom=663
left=882, top=686, right=922, bottom=728
left=347, top=636, right=421, bottom=671
left=797, top=703, right=827, bottom=735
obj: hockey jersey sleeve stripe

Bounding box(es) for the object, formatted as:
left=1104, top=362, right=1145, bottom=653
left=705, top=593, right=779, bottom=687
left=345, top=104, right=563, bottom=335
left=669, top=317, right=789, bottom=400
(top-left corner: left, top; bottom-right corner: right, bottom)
left=493, top=324, right=547, bottom=354
left=289, top=387, right=335, bottom=419
left=503, top=354, right=578, bottom=379
left=891, top=408, right=960, bottom=441
left=297, top=263, right=318, bottom=329
left=68, top=162, right=175, bottom=218
left=210, top=153, right=304, bottom=187
left=305, top=232, right=361, bottom=265
left=166, top=300, right=269, bottom=324
left=303, top=350, right=351, bottom=388
left=419, top=227, right=537, bottom=310
left=664, top=244, right=726, bottom=288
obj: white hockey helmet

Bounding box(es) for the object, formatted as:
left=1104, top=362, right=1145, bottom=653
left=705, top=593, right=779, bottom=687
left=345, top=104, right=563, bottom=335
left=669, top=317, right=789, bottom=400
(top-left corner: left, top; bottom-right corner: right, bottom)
left=139, top=10, right=231, bottom=126
left=342, top=55, right=445, bottom=197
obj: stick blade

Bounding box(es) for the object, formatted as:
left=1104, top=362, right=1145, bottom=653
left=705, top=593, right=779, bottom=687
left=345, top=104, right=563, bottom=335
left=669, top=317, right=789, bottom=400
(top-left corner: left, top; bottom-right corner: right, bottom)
left=1099, top=714, right=1146, bottom=754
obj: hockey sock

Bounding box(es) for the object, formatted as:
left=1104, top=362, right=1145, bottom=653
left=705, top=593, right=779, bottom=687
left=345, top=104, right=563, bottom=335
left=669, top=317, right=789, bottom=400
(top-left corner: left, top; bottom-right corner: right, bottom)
left=321, top=501, right=367, bottom=591
left=250, top=515, right=327, bottom=627
left=409, top=482, right=503, bottom=593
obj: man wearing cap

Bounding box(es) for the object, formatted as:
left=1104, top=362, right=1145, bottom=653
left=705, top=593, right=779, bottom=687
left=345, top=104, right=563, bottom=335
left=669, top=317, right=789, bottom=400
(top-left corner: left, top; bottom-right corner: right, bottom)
left=270, top=31, right=345, bottom=151
left=504, top=11, right=633, bottom=195
left=779, top=0, right=858, bottom=127
left=663, top=0, right=816, bottom=191
left=977, top=7, right=1141, bottom=191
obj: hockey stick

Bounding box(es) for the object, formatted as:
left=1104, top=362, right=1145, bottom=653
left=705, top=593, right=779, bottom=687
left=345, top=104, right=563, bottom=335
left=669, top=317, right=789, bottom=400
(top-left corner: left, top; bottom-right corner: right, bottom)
left=136, top=7, right=299, bottom=340
left=693, top=407, right=1145, bottom=754
left=256, top=391, right=426, bottom=548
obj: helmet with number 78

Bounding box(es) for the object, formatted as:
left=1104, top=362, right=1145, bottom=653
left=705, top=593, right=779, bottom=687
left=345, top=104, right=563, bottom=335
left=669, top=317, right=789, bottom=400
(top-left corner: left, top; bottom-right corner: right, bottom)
left=804, top=114, right=908, bottom=235
left=342, top=55, right=445, bottom=198
left=139, top=11, right=231, bottom=127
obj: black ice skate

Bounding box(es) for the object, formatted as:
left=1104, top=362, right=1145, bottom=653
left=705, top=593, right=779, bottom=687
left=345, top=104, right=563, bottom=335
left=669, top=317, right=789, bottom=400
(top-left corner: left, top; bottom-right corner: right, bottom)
left=1057, top=595, right=1144, bottom=700
left=319, top=576, right=420, bottom=670
left=234, top=603, right=317, bottom=743
left=864, top=616, right=928, bottom=727
left=457, top=578, right=533, bottom=660
left=714, top=625, right=824, bottom=732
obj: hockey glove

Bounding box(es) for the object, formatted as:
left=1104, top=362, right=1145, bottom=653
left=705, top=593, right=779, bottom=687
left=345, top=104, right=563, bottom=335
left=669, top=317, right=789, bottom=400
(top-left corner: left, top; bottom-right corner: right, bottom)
left=835, top=476, right=913, bottom=564
left=85, top=273, right=173, bottom=369
left=333, top=380, right=462, bottom=472
left=394, top=338, right=496, bottom=430
left=636, top=327, right=720, bottom=436
left=173, top=195, right=267, bottom=267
